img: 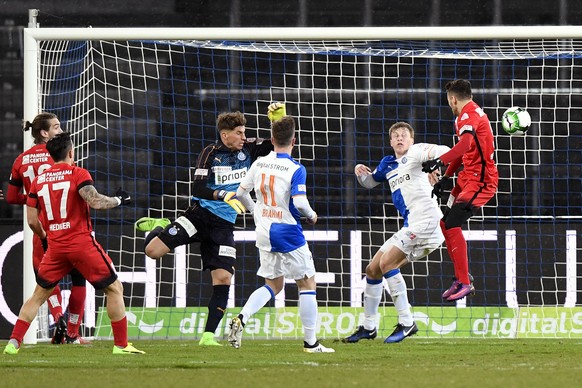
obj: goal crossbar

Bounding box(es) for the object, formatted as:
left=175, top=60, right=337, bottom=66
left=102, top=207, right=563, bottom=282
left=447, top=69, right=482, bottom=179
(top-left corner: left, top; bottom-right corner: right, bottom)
left=24, top=25, right=582, bottom=41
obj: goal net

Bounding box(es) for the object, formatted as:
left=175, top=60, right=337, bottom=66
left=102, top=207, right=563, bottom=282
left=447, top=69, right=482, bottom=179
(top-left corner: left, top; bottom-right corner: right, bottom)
left=24, top=27, right=581, bottom=342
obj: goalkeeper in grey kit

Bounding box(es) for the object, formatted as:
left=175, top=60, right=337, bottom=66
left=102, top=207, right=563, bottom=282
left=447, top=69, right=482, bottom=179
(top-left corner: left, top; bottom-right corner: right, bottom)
left=134, top=106, right=282, bottom=346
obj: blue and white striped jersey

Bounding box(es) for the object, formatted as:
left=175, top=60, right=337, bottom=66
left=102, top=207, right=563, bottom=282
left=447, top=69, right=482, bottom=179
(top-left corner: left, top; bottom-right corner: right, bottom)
left=239, top=151, right=309, bottom=253
left=372, top=143, right=449, bottom=227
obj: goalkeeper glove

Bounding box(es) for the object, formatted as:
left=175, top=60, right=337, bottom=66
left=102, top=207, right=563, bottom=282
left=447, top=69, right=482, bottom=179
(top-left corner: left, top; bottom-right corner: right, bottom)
left=422, top=158, right=444, bottom=173
left=431, top=176, right=450, bottom=200
left=115, top=188, right=131, bottom=206
left=217, top=190, right=246, bottom=214
left=267, top=102, right=286, bottom=122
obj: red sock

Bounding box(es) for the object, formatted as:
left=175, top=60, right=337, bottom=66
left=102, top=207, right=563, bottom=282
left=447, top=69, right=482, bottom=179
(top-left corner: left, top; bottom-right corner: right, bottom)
left=11, top=319, right=32, bottom=347
left=111, top=316, right=128, bottom=348
left=440, top=220, right=457, bottom=272
left=443, top=226, right=470, bottom=284
left=47, top=286, right=63, bottom=322
left=67, top=286, right=86, bottom=337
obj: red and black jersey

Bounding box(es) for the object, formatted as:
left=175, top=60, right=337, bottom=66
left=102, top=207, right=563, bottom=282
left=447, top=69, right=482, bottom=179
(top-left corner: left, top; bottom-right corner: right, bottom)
left=7, top=144, right=54, bottom=204
left=441, top=100, right=498, bottom=185
left=27, top=163, right=95, bottom=252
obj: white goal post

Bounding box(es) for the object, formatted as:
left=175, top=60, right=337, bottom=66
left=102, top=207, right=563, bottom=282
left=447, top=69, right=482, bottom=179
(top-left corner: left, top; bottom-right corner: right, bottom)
left=21, top=22, right=582, bottom=344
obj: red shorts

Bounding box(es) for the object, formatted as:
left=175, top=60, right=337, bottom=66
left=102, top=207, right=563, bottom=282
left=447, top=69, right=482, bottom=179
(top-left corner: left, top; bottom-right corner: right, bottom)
left=36, top=236, right=118, bottom=290
left=450, top=175, right=497, bottom=209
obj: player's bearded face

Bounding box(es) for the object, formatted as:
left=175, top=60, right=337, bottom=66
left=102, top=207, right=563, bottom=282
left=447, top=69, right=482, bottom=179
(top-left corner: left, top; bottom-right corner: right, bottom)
left=447, top=93, right=460, bottom=116
left=222, top=125, right=246, bottom=151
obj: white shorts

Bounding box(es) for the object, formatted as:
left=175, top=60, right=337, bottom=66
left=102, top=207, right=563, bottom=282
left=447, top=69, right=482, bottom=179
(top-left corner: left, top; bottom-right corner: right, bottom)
left=379, top=220, right=444, bottom=261
left=257, top=244, right=316, bottom=280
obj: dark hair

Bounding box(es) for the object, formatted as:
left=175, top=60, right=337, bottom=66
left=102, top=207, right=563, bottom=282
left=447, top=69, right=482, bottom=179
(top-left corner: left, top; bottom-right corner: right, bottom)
left=271, top=116, right=295, bottom=146
left=23, top=112, right=58, bottom=144
left=388, top=121, right=415, bottom=139
left=216, top=111, right=246, bottom=132
left=46, top=132, right=73, bottom=162
left=445, top=79, right=472, bottom=100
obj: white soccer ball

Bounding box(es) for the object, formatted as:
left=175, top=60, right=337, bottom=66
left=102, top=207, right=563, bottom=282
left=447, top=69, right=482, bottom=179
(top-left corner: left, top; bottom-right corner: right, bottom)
left=501, top=106, right=531, bottom=135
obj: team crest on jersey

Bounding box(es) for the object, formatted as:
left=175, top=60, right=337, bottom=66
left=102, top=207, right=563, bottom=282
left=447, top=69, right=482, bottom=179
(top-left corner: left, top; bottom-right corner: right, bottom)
left=406, top=231, right=417, bottom=240
left=401, top=157, right=407, bottom=164
left=237, top=151, right=247, bottom=161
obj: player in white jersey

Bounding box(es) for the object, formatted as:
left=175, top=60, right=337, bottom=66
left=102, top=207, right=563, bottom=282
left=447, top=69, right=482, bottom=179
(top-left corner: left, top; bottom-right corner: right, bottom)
left=227, top=115, right=334, bottom=353
left=344, top=122, right=450, bottom=344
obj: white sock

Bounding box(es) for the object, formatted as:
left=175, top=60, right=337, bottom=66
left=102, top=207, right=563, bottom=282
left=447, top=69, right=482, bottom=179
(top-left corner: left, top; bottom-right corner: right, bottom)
left=299, top=290, right=318, bottom=346
left=385, top=270, right=413, bottom=326
left=240, top=285, right=274, bottom=324
left=363, top=279, right=383, bottom=330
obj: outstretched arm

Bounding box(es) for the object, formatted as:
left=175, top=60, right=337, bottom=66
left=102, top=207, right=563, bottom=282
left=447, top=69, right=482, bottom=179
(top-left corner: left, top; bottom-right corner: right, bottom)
left=79, top=185, right=128, bottom=209
left=439, top=133, right=472, bottom=166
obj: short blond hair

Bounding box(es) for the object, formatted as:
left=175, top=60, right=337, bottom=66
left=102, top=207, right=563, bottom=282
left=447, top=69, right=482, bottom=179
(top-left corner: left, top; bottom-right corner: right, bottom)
left=388, top=122, right=414, bottom=139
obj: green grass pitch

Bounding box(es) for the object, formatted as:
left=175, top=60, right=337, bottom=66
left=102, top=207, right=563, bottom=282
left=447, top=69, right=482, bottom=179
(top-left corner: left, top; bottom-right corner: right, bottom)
left=2, top=338, right=581, bottom=387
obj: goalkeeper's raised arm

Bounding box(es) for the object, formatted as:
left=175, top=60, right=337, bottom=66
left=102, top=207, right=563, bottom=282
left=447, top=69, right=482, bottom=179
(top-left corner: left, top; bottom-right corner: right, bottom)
left=134, top=109, right=274, bottom=347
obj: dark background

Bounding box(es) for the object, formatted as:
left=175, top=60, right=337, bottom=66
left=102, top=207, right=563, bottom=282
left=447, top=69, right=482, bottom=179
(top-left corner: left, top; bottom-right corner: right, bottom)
left=2, top=0, right=581, bottom=219
left=0, top=2, right=581, bottom=339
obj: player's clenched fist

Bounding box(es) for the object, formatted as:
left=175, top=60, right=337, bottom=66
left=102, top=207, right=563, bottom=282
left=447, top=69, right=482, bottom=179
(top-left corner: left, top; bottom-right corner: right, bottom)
left=267, top=102, right=286, bottom=122
left=115, top=188, right=131, bottom=206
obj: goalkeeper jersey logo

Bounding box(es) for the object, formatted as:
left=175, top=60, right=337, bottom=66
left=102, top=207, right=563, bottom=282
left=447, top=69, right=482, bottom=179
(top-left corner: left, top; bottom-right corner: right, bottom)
left=212, top=166, right=247, bottom=185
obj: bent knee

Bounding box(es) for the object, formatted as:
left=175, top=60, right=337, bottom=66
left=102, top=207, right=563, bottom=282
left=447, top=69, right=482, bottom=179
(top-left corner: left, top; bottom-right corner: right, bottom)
left=145, top=239, right=169, bottom=259
left=104, top=279, right=123, bottom=295
left=365, top=264, right=382, bottom=279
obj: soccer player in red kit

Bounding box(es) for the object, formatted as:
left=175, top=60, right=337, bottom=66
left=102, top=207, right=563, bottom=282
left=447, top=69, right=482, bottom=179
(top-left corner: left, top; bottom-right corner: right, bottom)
left=6, top=113, right=88, bottom=344
left=422, top=79, right=498, bottom=301
left=3, top=132, right=144, bottom=355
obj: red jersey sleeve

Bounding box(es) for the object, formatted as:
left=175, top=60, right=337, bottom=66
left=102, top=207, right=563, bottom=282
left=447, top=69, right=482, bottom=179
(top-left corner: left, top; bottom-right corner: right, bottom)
left=448, top=101, right=498, bottom=184
left=26, top=178, right=39, bottom=208
left=8, top=144, right=54, bottom=205
left=7, top=155, right=26, bottom=204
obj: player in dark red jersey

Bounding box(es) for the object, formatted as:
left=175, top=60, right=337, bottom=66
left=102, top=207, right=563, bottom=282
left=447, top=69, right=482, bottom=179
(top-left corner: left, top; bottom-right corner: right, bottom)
left=422, top=79, right=499, bottom=301
left=6, top=113, right=88, bottom=344
left=3, top=132, right=143, bottom=355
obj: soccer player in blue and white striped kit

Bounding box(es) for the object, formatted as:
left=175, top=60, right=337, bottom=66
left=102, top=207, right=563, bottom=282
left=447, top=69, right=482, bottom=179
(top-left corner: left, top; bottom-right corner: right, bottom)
left=227, top=115, right=334, bottom=353
left=344, top=122, right=450, bottom=343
